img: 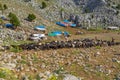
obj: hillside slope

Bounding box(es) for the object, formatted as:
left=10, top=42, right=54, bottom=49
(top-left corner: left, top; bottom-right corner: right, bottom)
left=22, top=0, right=120, bottom=27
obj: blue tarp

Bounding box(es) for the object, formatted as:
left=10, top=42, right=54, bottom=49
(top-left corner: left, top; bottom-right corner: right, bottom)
left=34, top=25, right=46, bottom=31
left=48, top=31, right=62, bottom=36
left=63, top=20, right=70, bottom=23
left=52, top=31, right=62, bottom=35
left=64, top=31, right=69, bottom=36
left=56, top=22, right=66, bottom=27
left=70, top=24, right=76, bottom=27
left=56, top=20, right=76, bottom=27
left=5, top=23, right=14, bottom=28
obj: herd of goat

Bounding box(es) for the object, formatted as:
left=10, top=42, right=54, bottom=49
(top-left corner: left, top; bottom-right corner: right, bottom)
left=17, top=38, right=120, bottom=50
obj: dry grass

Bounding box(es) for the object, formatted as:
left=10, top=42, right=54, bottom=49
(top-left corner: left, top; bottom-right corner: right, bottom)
left=11, top=31, right=120, bottom=80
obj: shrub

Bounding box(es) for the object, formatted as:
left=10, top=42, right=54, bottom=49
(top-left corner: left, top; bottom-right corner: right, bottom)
left=41, top=2, right=47, bottom=9
left=116, top=4, right=120, bottom=9
left=96, top=46, right=101, bottom=49
left=36, top=74, right=41, bottom=80
left=10, top=45, right=22, bottom=53
left=27, top=13, right=36, bottom=22
left=0, top=68, right=17, bottom=80
left=3, top=4, right=8, bottom=10
left=0, top=3, right=8, bottom=14
left=8, top=12, right=20, bottom=28
left=47, top=75, right=57, bottom=80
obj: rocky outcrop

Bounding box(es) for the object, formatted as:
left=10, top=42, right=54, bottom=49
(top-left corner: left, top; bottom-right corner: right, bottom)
left=83, top=0, right=106, bottom=12
left=3, top=0, right=120, bottom=28
left=0, top=29, right=27, bottom=42
left=63, top=74, right=81, bottom=80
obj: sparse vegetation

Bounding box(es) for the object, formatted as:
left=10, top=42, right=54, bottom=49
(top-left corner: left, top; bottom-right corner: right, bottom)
left=96, top=46, right=101, bottom=49
left=41, top=2, right=47, bottom=9
left=0, top=3, right=8, bottom=14
left=27, top=13, right=36, bottom=22
left=0, top=68, right=17, bottom=80
left=10, top=45, right=22, bottom=53
left=47, top=75, right=57, bottom=80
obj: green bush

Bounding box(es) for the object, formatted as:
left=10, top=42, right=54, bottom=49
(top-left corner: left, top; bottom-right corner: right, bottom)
left=8, top=12, right=20, bottom=28
left=36, top=74, right=41, bottom=80
left=27, top=13, right=36, bottom=22
left=0, top=3, right=8, bottom=14
left=96, top=46, right=101, bottom=49
left=3, top=4, right=8, bottom=10
left=47, top=75, right=57, bottom=80
left=10, top=45, right=22, bottom=53
left=0, top=68, right=17, bottom=80
left=42, top=2, right=47, bottom=9
left=116, top=4, right=120, bottom=9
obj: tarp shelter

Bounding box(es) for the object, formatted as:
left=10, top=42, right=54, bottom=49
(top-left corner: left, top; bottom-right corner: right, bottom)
left=56, top=22, right=66, bottom=27
left=1, top=16, right=7, bottom=20
left=48, top=31, right=62, bottom=37
left=34, top=25, right=46, bottom=31
left=64, top=31, right=69, bottom=36
left=5, top=23, right=14, bottom=28
left=70, top=24, right=76, bottom=27
left=107, top=26, right=119, bottom=30
left=56, top=20, right=76, bottom=27
left=63, top=20, right=70, bottom=23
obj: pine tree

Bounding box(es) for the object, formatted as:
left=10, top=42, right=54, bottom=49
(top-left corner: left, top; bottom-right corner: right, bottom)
left=8, top=12, right=20, bottom=28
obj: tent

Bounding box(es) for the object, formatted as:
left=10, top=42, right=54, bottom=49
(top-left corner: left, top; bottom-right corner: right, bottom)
left=5, top=23, right=14, bottom=28
left=56, top=20, right=76, bottom=27
left=56, top=22, right=66, bottom=27
left=34, top=25, right=46, bottom=31
left=63, top=20, right=70, bottom=23
left=64, top=31, right=69, bottom=36
left=70, top=24, right=76, bottom=27
left=1, top=16, right=6, bottom=20
left=48, top=31, right=62, bottom=37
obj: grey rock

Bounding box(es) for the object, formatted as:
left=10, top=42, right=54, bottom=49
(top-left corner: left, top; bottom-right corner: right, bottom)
left=63, top=74, right=81, bottom=80
left=0, top=78, right=5, bottom=80
left=41, top=63, right=46, bottom=69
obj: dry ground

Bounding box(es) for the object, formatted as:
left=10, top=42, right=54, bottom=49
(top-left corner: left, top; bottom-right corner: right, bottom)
left=12, top=29, right=120, bottom=80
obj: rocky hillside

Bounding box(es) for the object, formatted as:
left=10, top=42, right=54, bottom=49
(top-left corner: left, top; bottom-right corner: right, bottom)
left=0, top=1, right=120, bottom=80
left=21, top=0, right=120, bottom=27
left=1, top=0, right=120, bottom=28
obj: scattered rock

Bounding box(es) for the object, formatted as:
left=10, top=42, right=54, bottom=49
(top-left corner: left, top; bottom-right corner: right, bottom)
left=63, top=74, right=81, bottom=80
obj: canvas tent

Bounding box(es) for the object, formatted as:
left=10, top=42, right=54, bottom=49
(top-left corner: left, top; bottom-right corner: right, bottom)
left=56, top=20, right=76, bottom=27
left=70, top=24, right=76, bottom=27
left=63, top=20, right=70, bottom=23
left=30, top=33, right=47, bottom=40
left=64, top=31, right=69, bottom=36
left=107, top=26, right=119, bottom=30
left=56, top=22, right=66, bottom=27
left=34, top=25, right=46, bottom=31
left=48, top=31, right=62, bottom=37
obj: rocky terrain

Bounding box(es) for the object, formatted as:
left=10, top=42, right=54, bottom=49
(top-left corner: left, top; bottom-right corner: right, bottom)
left=0, top=31, right=119, bottom=80
left=0, top=0, right=120, bottom=80
left=23, top=0, right=120, bottom=27
left=0, top=43, right=120, bottom=80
